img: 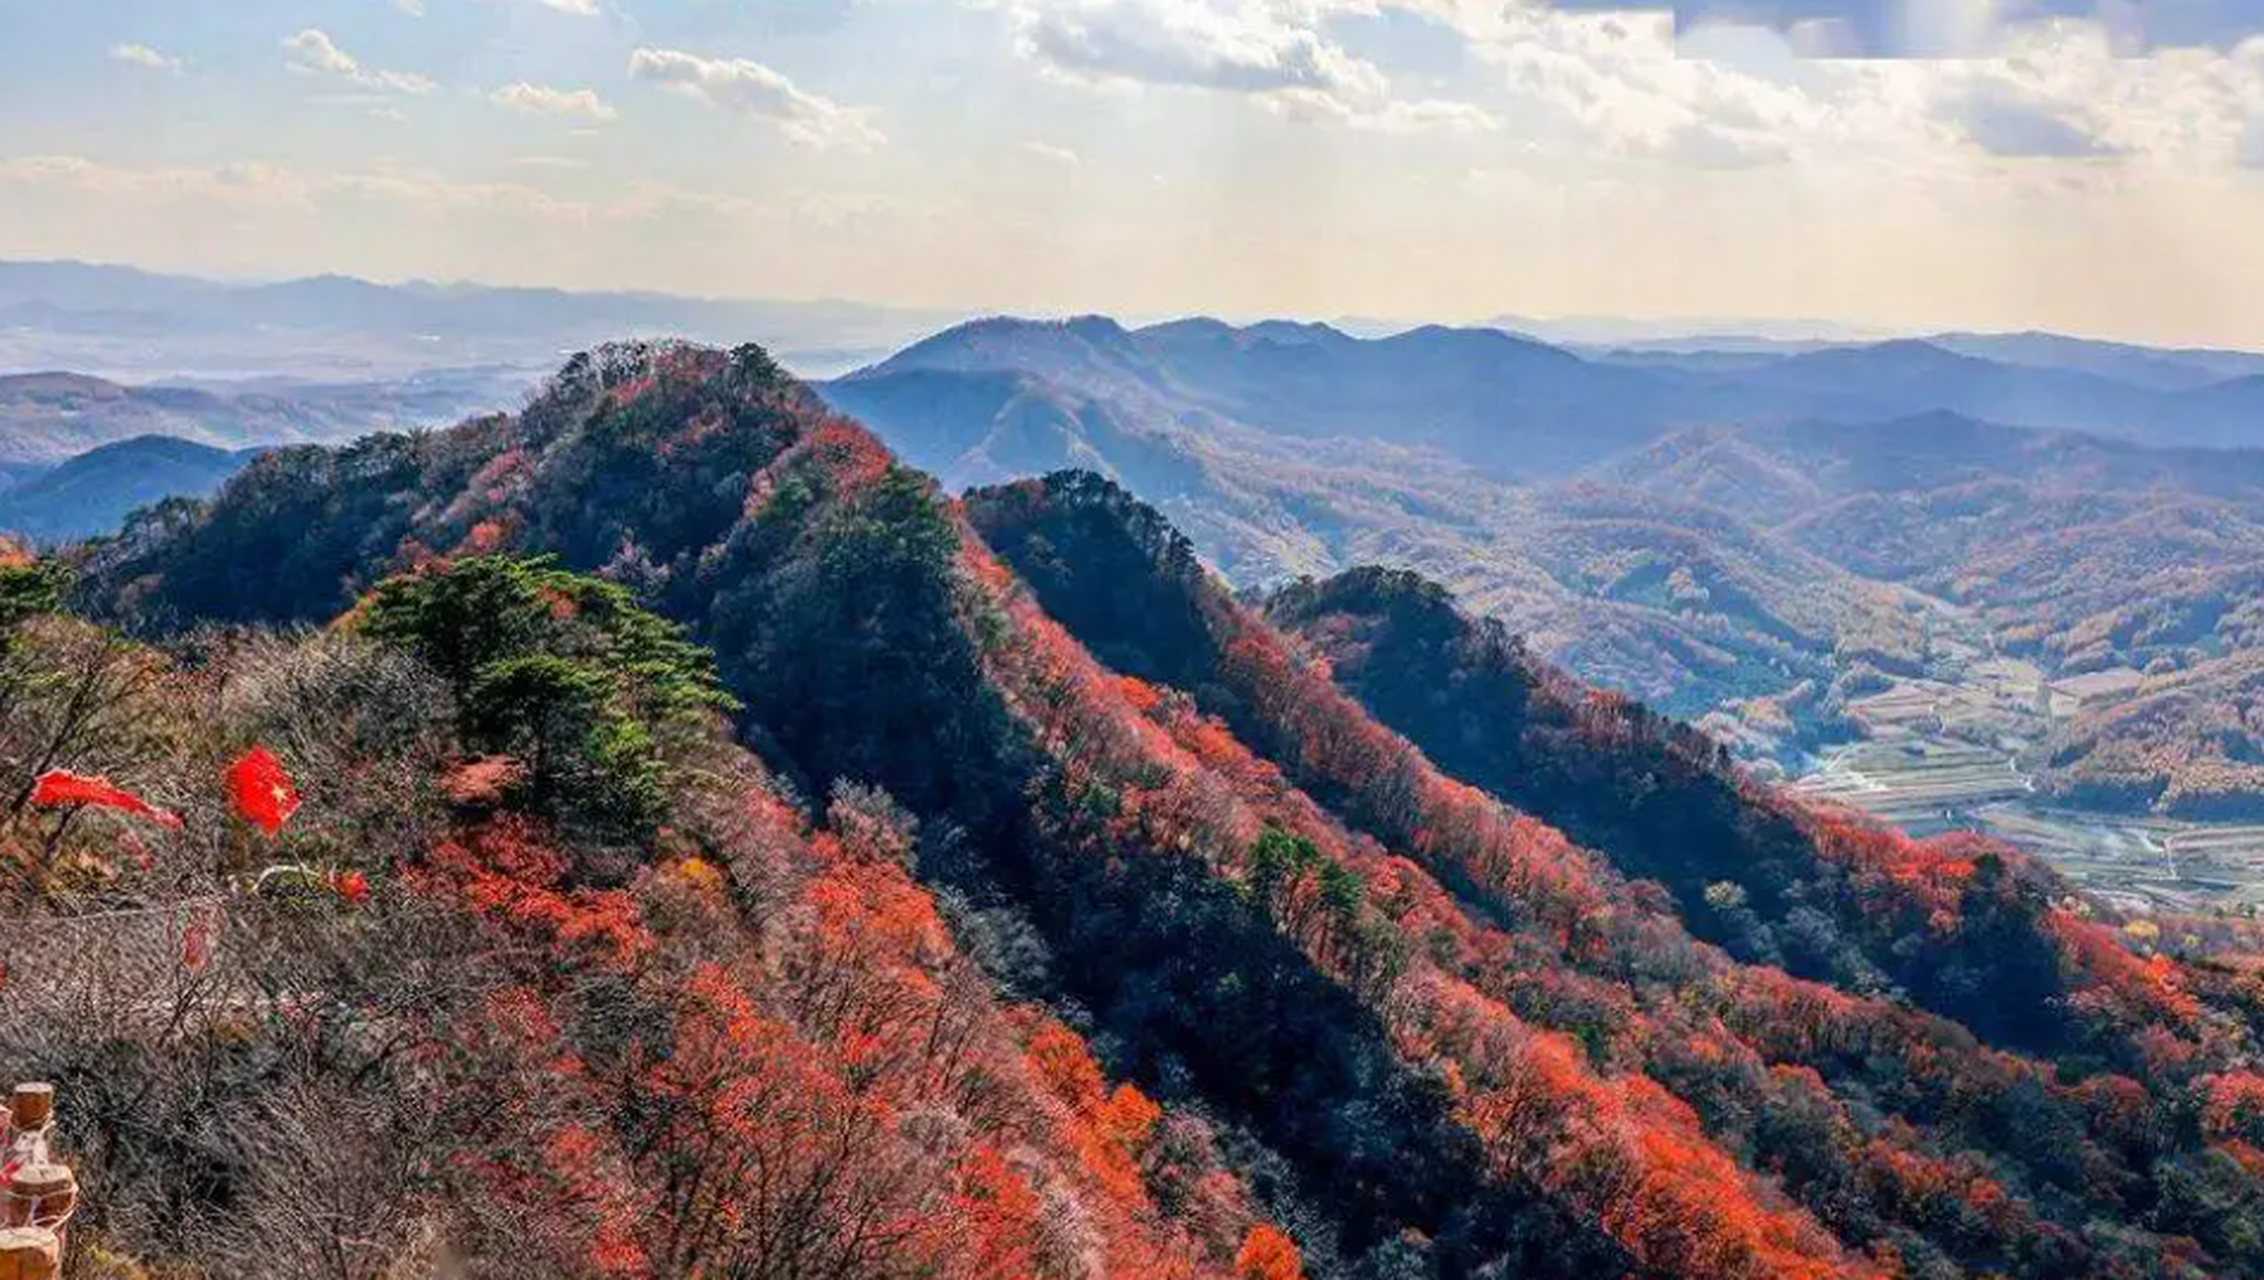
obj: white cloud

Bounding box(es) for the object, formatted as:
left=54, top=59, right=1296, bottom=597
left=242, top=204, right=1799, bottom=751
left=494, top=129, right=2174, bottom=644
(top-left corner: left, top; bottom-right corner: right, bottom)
left=492, top=82, right=619, bottom=122
left=627, top=48, right=884, bottom=150
left=283, top=28, right=436, bottom=94
left=474, top=0, right=602, bottom=15
left=1015, top=0, right=1375, bottom=97
left=1002, top=0, right=1491, bottom=133
left=1023, top=140, right=1083, bottom=164
left=110, top=43, right=183, bottom=73
left=390, top=0, right=427, bottom=15
left=1388, top=0, right=2264, bottom=175
left=1660, top=120, right=1791, bottom=167
left=1274, top=92, right=1499, bottom=134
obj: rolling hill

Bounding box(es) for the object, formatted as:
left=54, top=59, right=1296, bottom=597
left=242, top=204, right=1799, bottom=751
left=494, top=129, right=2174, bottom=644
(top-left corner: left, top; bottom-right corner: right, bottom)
left=0, top=368, right=519, bottom=466
left=1589, top=414, right=2264, bottom=813
left=0, top=434, right=255, bottom=542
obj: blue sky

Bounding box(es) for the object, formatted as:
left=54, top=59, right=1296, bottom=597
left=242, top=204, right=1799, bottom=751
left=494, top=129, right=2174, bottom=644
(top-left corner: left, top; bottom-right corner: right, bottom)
left=4, top=0, right=2264, bottom=343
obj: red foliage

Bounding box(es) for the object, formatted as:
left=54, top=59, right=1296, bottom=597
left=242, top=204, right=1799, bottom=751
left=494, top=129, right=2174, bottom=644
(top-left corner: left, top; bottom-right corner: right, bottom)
left=1234, top=1224, right=1305, bottom=1280
left=1020, top=1012, right=1163, bottom=1207
left=1214, top=627, right=1614, bottom=952
left=809, top=418, right=895, bottom=494
left=2050, top=911, right=2204, bottom=1028
left=679, top=778, right=1268, bottom=1278
left=417, top=817, right=653, bottom=970
left=951, top=1145, right=1046, bottom=1280
left=460, top=517, right=514, bottom=557
left=2200, top=1072, right=2264, bottom=1142
left=441, top=755, right=527, bottom=807
left=951, top=522, right=2219, bottom=1275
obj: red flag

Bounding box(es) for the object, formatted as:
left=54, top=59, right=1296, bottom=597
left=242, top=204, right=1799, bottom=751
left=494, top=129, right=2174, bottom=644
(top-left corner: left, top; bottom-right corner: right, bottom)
left=28, top=770, right=183, bottom=830
left=225, top=747, right=301, bottom=836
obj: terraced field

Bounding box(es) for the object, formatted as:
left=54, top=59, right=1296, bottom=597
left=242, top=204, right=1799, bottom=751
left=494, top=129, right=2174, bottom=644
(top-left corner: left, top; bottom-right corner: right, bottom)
left=1795, top=737, right=2031, bottom=832
left=1792, top=655, right=2264, bottom=911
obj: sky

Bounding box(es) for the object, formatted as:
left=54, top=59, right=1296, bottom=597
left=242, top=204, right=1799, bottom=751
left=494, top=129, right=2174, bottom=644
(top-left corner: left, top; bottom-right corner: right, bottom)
left=4, top=0, right=2264, bottom=345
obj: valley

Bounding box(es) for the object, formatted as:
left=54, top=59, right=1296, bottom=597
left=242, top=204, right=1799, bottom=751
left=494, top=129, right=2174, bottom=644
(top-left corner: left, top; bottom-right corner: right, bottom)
left=1788, top=605, right=2264, bottom=910
left=1801, top=726, right=2264, bottom=913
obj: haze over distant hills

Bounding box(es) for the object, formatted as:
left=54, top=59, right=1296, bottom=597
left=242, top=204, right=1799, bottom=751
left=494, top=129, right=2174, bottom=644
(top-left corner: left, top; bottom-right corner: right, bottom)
left=838, top=314, right=2264, bottom=475
left=0, top=259, right=961, bottom=382
left=14, top=282, right=2264, bottom=844
left=0, top=368, right=525, bottom=467
left=818, top=312, right=2264, bottom=857
left=0, top=434, right=255, bottom=542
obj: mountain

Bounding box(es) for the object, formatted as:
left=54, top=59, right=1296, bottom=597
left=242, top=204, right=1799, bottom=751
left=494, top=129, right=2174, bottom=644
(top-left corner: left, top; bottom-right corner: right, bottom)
left=1683, top=339, right=2167, bottom=436
left=825, top=366, right=1918, bottom=721
left=850, top=315, right=1681, bottom=477
left=0, top=368, right=518, bottom=466
left=1924, top=330, right=2264, bottom=391
left=1483, top=312, right=1892, bottom=347
left=816, top=366, right=1210, bottom=498
left=0, top=435, right=255, bottom=541
left=1573, top=327, right=2264, bottom=392
left=830, top=314, right=2264, bottom=815
left=1586, top=414, right=2264, bottom=811
left=1589, top=413, right=2264, bottom=662
left=0, top=258, right=960, bottom=381
left=826, top=319, right=1931, bottom=722
left=855, top=316, right=2264, bottom=467
left=2166, top=374, right=2264, bottom=449
left=2037, top=648, right=2264, bottom=816
left=17, top=339, right=2264, bottom=1278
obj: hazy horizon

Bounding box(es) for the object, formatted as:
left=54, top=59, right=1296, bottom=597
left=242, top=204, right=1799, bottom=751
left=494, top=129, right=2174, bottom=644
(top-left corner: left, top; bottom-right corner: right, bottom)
left=21, top=252, right=2264, bottom=358
left=7, top=0, right=2264, bottom=350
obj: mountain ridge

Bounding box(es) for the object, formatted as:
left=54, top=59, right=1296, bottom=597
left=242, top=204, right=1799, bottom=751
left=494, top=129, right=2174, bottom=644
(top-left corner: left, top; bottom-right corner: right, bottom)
left=35, top=338, right=2264, bottom=1277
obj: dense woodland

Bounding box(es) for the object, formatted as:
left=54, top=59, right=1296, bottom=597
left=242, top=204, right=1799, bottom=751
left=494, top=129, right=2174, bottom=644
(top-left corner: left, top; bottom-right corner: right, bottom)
left=2, top=342, right=2262, bottom=1278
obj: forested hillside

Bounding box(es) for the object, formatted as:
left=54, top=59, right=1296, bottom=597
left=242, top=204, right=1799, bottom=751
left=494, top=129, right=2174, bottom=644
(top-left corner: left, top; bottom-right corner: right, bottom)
left=829, top=320, right=2264, bottom=826
left=5, top=343, right=2263, bottom=1278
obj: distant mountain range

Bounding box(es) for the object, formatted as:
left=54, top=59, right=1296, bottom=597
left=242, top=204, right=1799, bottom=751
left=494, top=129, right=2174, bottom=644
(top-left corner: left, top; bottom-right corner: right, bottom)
left=0, top=368, right=524, bottom=466
left=835, top=315, right=2264, bottom=478
left=14, top=303, right=2264, bottom=818
left=0, top=259, right=962, bottom=382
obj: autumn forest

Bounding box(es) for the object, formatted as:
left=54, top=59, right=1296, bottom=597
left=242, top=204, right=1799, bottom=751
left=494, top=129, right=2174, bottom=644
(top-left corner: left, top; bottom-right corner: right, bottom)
left=3, top=341, right=2264, bottom=1280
